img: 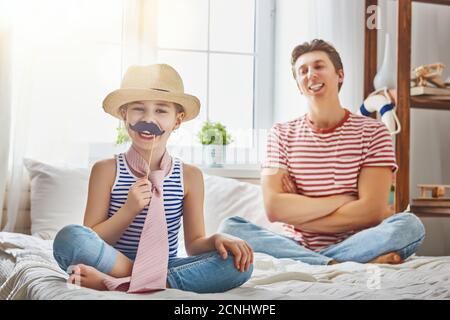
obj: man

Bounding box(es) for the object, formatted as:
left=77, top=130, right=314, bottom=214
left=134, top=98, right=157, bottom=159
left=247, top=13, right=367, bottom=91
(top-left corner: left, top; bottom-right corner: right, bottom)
left=219, top=39, right=425, bottom=265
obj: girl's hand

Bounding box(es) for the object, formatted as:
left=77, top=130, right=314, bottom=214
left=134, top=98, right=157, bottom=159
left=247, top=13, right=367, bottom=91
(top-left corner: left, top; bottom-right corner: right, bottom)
left=124, top=178, right=153, bottom=215
left=282, top=174, right=297, bottom=194
left=214, top=233, right=253, bottom=272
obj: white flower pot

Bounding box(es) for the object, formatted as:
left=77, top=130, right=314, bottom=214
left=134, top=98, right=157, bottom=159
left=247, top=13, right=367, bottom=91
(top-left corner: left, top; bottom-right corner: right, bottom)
left=203, top=145, right=227, bottom=167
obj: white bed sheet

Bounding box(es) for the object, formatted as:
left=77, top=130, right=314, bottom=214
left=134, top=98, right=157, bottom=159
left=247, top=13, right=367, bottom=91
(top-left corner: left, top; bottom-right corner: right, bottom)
left=1, top=231, right=449, bottom=300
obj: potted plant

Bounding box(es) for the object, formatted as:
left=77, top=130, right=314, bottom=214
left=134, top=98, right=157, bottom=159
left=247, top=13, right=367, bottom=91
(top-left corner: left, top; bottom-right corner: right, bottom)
left=197, top=121, right=232, bottom=167
left=112, top=124, right=132, bottom=154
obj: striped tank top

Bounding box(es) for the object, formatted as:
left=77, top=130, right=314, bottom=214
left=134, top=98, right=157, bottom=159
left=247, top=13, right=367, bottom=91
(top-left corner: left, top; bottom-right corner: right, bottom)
left=108, top=153, right=184, bottom=260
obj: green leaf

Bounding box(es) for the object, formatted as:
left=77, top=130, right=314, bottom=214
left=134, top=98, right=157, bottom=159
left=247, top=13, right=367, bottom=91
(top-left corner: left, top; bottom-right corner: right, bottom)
left=116, top=125, right=130, bottom=145
left=197, top=121, right=233, bottom=145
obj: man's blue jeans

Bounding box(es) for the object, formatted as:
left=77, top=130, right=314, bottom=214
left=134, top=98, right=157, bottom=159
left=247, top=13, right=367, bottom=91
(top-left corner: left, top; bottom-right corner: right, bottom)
left=218, top=212, right=425, bottom=265
left=53, top=224, right=253, bottom=293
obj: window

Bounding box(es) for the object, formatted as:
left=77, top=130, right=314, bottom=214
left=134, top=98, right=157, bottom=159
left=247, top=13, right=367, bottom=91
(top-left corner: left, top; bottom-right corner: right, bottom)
left=153, top=0, right=275, bottom=165
left=9, top=0, right=275, bottom=167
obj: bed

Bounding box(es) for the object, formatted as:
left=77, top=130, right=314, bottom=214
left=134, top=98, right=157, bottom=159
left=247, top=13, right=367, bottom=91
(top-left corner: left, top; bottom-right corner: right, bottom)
left=1, top=159, right=450, bottom=300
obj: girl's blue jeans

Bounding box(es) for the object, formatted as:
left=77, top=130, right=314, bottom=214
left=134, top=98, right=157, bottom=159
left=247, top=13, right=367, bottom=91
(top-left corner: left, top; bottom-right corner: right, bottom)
left=53, top=225, right=253, bottom=294
left=218, top=212, right=425, bottom=265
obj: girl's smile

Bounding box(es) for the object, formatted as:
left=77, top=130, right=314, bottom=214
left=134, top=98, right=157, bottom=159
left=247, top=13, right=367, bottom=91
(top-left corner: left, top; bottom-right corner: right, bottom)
left=136, top=132, right=155, bottom=141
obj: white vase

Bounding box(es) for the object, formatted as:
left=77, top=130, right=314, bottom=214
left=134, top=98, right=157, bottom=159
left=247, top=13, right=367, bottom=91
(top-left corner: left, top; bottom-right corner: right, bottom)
left=203, top=145, right=226, bottom=167
left=373, top=33, right=397, bottom=90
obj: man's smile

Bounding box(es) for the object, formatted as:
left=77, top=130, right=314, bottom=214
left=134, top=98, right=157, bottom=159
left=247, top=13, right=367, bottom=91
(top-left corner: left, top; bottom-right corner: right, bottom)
left=308, top=83, right=324, bottom=92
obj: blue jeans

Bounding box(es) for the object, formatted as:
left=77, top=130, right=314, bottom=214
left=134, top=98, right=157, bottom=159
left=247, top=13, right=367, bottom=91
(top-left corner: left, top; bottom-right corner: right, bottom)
left=218, top=212, right=425, bottom=265
left=53, top=224, right=253, bottom=293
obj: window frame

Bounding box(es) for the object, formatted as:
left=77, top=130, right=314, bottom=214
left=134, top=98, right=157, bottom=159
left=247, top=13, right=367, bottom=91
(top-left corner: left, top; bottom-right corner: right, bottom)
left=151, top=0, right=275, bottom=132
left=138, top=0, right=276, bottom=166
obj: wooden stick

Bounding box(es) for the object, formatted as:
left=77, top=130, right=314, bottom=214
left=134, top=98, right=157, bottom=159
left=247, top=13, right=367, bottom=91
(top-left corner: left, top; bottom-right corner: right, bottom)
left=146, top=136, right=155, bottom=179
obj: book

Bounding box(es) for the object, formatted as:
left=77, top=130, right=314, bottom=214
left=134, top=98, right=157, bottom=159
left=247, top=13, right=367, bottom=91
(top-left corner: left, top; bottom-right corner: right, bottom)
left=411, top=86, right=450, bottom=96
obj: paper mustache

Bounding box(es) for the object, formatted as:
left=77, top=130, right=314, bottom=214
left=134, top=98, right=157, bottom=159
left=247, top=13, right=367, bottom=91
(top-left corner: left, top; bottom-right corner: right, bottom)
left=129, top=121, right=165, bottom=136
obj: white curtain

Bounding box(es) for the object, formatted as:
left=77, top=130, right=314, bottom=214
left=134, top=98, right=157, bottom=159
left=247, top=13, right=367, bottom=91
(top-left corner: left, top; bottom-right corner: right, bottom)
left=273, top=0, right=365, bottom=123
left=0, top=0, right=12, bottom=229
left=2, top=0, right=145, bottom=232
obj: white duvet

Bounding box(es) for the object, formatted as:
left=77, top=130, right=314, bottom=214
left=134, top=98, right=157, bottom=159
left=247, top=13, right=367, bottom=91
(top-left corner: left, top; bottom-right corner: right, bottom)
left=1, top=231, right=450, bottom=300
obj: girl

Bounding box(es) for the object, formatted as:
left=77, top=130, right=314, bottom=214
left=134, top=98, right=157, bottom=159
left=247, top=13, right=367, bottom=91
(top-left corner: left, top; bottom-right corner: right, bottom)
left=53, top=64, right=253, bottom=293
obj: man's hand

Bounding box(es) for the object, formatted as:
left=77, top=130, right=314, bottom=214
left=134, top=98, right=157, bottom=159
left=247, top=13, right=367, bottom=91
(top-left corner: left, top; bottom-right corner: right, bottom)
left=282, top=173, right=357, bottom=209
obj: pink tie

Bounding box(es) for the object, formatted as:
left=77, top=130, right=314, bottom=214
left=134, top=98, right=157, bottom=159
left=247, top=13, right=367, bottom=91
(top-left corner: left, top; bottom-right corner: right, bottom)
left=103, top=146, right=171, bottom=293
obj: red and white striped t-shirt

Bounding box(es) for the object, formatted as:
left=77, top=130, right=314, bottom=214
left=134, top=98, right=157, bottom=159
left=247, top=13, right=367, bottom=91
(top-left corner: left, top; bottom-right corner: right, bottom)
left=263, top=109, right=398, bottom=252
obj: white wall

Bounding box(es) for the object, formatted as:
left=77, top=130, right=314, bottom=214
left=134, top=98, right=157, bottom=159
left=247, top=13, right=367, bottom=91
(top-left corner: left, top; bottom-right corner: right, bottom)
left=273, top=0, right=364, bottom=123
left=273, top=0, right=450, bottom=255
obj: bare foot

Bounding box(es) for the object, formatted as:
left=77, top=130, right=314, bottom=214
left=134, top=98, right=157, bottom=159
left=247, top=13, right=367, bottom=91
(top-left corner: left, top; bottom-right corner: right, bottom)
left=328, top=260, right=339, bottom=265
left=369, top=252, right=403, bottom=264
left=67, top=264, right=108, bottom=291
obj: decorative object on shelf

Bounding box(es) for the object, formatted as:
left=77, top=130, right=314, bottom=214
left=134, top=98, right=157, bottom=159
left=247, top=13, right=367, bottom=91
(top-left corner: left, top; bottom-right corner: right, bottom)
left=411, top=63, right=449, bottom=88
left=410, top=86, right=450, bottom=96
left=417, top=184, right=449, bottom=199
left=411, top=184, right=450, bottom=216
left=359, top=87, right=401, bottom=135
left=373, top=33, right=397, bottom=90
left=410, top=63, right=450, bottom=100
left=198, top=121, right=233, bottom=167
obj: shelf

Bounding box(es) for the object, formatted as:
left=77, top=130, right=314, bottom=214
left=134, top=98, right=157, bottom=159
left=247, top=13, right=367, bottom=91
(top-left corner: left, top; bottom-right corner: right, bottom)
left=411, top=207, right=450, bottom=217
left=412, top=0, right=450, bottom=6
left=394, top=0, right=450, bottom=6
left=364, top=0, right=450, bottom=213
left=410, top=97, right=450, bottom=110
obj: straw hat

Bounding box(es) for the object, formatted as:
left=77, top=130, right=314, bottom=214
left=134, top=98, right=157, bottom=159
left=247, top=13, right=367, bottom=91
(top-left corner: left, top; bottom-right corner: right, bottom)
left=103, top=64, right=200, bottom=122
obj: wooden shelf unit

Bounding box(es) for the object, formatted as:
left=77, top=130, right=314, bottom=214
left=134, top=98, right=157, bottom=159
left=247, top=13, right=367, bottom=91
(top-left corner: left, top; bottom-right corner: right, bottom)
left=410, top=97, right=450, bottom=110
left=364, top=0, right=450, bottom=213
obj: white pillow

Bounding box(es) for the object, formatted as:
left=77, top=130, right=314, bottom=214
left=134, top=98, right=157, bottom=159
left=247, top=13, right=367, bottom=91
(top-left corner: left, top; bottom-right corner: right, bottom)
left=176, top=173, right=283, bottom=257
left=23, top=159, right=89, bottom=240
left=22, top=158, right=281, bottom=241
left=202, top=174, right=284, bottom=236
